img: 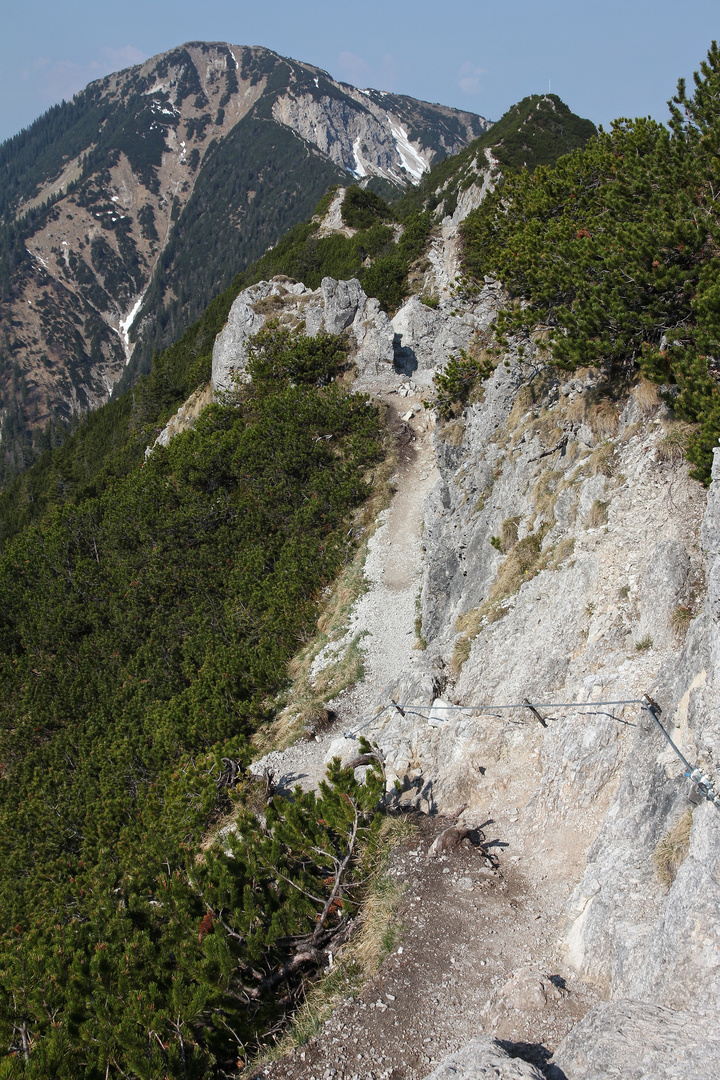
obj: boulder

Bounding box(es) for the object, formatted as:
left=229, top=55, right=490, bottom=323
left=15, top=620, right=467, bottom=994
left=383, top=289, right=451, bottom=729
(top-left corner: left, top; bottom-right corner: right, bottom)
left=321, top=277, right=365, bottom=334
left=422, top=1037, right=546, bottom=1079
left=552, top=999, right=720, bottom=1079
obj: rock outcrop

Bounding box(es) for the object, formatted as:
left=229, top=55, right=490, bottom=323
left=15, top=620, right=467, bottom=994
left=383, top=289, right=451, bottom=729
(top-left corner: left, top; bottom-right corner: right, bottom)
left=552, top=999, right=720, bottom=1079
left=212, top=275, right=396, bottom=395
left=422, top=1038, right=546, bottom=1080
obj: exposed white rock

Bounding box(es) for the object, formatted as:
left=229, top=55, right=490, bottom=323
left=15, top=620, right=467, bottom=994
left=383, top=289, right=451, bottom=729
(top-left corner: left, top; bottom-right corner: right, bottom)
left=272, top=92, right=423, bottom=185
left=211, top=282, right=273, bottom=395
left=314, top=187, right=355, bottom=238
left=552, top=999, right=720, bottom=1079
left=425, top=149, right=499, bottom=296
left=422, top=1038, right=545, bottom=1080
left=390, top=282, right=501, bottom=376
left=211, top=275, right=395, bottom=396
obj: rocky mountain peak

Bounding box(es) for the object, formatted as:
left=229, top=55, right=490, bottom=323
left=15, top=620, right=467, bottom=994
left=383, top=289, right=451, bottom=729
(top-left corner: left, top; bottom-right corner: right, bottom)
left=0, top=42, right=490, bottom=481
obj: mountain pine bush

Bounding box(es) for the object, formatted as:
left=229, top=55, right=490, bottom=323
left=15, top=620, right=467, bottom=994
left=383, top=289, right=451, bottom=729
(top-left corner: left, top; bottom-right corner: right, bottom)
left=461, top=42, right=720, bottom=483
left=0, top=327, right=386, bottom=1076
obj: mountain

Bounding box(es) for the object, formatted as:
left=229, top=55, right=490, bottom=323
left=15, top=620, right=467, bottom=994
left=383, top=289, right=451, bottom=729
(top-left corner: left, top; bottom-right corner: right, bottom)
left=0, top=42, right=490, bottom=480
left=394, top=91, right=598, bottom=221
left=0, top=89, right=598, bottom=542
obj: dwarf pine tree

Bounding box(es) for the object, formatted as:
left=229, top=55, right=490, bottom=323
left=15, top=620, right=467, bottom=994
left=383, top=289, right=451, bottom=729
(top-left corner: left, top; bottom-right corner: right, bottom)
left=461, top=41, right=720, bottom=483
left=0, top=323, right=388, bottom=1077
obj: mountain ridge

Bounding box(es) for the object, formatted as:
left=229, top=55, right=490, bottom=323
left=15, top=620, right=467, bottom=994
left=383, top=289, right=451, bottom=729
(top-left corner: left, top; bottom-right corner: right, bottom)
left=0, top=41, right=491, bottom=479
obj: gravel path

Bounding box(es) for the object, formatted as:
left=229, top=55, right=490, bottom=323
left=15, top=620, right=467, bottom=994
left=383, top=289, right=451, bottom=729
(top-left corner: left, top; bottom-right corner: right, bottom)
left=251, top=394, right=438, bottom=791
left=247, top=392, right=601, bottom=1080
left=252, top=813, right=597, bottom=1080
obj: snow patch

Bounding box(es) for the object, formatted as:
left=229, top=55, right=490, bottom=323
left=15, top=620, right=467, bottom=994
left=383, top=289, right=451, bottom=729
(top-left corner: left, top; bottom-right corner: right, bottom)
left=28, top=249, right=50, bottom=271
left=118, top=291, right=147, bottom=365
left=387, top=117, right=427, bottom=181
left=352, top=136, right=368, bottom=179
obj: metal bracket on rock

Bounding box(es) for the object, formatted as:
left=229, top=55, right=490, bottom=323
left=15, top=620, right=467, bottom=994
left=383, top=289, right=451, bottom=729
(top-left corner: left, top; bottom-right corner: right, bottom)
left=641, top=695, right=720, bottom=812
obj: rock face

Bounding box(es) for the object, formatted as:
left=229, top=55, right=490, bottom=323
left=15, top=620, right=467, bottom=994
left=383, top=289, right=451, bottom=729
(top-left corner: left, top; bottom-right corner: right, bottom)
left=391, top=286, right=498, bottom=374
left=212, top=271, right=505, bottom=397
left=422, top=1038, right=546, bottom=1080
left=552, top=999, right=720, bottom=1079
left=222, top=167, right=719, bottom=1069
left=326, top=342, right=706, bottom=837
left=559, top=453, right=720, bottom=1009
left=272, top=84, right=489, bottom=186
left=211, top=276, right=396, bottom=395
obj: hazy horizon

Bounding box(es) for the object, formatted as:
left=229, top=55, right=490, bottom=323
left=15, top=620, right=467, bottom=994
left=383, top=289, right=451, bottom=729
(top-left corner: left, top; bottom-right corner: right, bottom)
left=1, top=0, right=718, bottom=145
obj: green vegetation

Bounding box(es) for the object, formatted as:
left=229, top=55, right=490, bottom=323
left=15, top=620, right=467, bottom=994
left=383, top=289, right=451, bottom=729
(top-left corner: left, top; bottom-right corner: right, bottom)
left=340, top=185, right=393, bottom=230
left=394, top=94, right=596, bottom=221
left=426, top=348, right=495, bottom=420
left=461, top=43, right=720, bottom=484
left=0, top=325, right=387, bottom=1076
left=361, top=210, right=434, bottom=312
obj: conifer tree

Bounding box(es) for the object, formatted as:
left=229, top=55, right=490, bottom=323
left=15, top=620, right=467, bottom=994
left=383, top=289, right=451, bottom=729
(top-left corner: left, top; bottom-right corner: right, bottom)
left=460, top=41, right=720, bottom=482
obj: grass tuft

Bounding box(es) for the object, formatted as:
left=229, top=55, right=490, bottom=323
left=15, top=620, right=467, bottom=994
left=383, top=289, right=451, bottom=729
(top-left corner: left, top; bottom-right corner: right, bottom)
left=657, top=422, right=695, bottom=464
left=653, top=809, right=693, bottom=887
left=499, top=516, right=520, bottom=552
left=670, top=604, right=694, bottom=639
left=634, top=379, right=662, bottom=417
left=588, top=499, right=609, bottom=528
left=587, top=400, right=619, bottom=439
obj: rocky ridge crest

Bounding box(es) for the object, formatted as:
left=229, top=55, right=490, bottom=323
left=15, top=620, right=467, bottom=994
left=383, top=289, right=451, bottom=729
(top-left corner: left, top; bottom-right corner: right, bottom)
left=0, top=42, right=489, bottom=475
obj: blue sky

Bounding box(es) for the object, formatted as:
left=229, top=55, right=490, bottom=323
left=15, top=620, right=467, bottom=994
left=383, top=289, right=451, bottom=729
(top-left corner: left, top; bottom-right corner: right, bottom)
left=1, top=0, right=718, bottom=144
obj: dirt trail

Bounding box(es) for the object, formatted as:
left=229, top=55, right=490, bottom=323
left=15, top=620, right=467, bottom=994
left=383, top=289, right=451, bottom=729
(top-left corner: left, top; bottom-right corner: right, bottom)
left=335, top=397, right=437, bottom=709
left=252, top=394, right=438, bottom=791
left=249, top=392, right=602, bottom=1079
left=254, top=809, right=597, bottom=1080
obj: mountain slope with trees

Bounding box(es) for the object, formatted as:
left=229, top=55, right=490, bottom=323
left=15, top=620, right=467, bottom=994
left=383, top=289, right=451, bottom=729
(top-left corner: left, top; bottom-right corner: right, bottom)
left=460, top=42, right=720, bottom=483
left=0, top=41, right=489, bottom=483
